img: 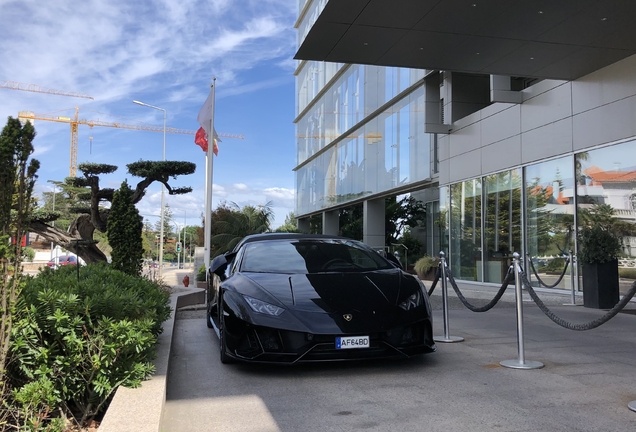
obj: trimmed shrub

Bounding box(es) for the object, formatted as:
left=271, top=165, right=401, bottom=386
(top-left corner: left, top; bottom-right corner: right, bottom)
left=619, top=268, right=636, bottom=279
left=414, top=255, right=438, bottom=278
left=22, top=246, right=36, bottom=262
left=8, top=263, right=171, bottom=426
left=197, top=264, right=206, bottom=281
left=540, top=257, right=567, bottom=273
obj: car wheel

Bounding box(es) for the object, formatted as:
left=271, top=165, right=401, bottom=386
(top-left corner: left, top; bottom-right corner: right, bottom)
left=218, top=297, right=234, bottom=364
left=205, top=288, right=213, bottom=329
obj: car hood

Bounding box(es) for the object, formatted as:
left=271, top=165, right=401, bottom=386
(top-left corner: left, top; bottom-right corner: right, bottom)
left=243, top=270, right=414, bottom=314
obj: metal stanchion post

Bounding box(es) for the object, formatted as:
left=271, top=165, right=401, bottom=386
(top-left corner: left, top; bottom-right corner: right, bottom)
left=564, top=250, right=577, bottom=306
left=500, top=252, right=544, bottom=370
left=573, top=252, right=579, bottom=296
left=629, top=400, right=636, bottom=412
left=433, top=251, right=464, bottom=343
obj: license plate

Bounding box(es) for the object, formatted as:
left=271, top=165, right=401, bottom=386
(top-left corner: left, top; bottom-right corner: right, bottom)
left=336, top=336, right=370, bottom=349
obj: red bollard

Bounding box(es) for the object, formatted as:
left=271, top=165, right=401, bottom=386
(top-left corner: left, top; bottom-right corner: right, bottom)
left=182, top=274, right=190, bottom=287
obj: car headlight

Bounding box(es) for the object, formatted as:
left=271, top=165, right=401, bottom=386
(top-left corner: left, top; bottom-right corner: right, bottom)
left=399, top=290, right=423, bottom=311
left=243, top=295, right=284, bottom=316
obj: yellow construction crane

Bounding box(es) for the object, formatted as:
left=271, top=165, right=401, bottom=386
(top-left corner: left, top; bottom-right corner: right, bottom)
left=18, top=108, right=244, bottom=176
left=1, top=80, right=93, bottom=99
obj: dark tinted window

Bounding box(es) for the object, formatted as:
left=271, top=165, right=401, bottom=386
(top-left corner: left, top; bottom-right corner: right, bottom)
left=240, top=239, right=393, bottom=274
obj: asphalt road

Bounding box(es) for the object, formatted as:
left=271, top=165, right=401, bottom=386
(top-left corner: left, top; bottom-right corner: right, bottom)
left=163, top=299, right=636, bottom=432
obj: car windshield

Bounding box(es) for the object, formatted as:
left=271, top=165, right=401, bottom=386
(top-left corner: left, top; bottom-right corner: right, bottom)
left=240, top=239, right=394, bottom=274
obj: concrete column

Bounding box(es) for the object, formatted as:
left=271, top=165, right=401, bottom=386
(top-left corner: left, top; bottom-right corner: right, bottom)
left=363, top=198, right=385, bottom=251
left=297, top=217, right=310, bottom=233
left=322, top=210, right=339, bottom=235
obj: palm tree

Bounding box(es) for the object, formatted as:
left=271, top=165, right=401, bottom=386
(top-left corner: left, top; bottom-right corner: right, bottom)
left=210, top=201, right=274, bottom=256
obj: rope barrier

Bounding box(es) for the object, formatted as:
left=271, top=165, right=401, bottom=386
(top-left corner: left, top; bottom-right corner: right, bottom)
left=520, top=270, right=636, bottom=331
left=527, top=254, right=570, bottom=288
left=428, top=251, right=636, bottom=332
left=427, top=265, right=441, bottom=297
left=445, top=266, right=515, bottom=312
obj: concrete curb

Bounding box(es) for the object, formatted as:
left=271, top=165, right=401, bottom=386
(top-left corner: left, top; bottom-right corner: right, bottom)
left=99, top=287, right=205, bottom=432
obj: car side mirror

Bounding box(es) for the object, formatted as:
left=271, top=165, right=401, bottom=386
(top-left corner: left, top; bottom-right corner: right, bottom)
left=208, top=252, right=236, bottom=281
left=385, top=252, right=403, bottom=270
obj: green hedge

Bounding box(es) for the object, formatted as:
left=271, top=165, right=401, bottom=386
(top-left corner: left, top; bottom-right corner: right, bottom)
left=197, top=264, right=207, bottom=282
left=8, top=263, right=171, bottom=428
left=539, top=257, right=567, bottom=273
left=619, top=268, right=636, bottom=279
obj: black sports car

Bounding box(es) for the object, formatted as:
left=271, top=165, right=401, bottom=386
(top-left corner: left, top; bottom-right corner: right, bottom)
left=206, top=233, right=436, bottom=364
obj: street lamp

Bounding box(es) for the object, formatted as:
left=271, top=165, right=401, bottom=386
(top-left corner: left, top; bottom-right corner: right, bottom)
left=171, top=221, right=183, bottom=269
left=181, top=209, right=186, bottom=268
left=133, top=100, right=166, bottom=278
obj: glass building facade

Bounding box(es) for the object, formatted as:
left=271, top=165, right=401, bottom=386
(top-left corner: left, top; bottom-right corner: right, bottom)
left=443, top=139, right=636, bottom=289
left=295, top=63, right=433, bottom=215
left=295, top=2, right=636, bottom=294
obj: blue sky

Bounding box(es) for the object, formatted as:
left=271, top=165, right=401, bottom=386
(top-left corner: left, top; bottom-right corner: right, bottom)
left=0, top=0, right=298, bottom=229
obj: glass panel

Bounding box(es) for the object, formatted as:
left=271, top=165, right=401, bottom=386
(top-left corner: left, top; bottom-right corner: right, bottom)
left=295, top=81, right=431, bottom=216
left=297, top=0, right=329, bottom=47
left=450, top=179, right=482, bottom=281
left=483, top=170, right=522, bottom=284
left=525, top=156, right=575, bottom=289
left=576, top=140, right=636, bottom=296
left=440, top=186, right=450, bottom=256
left=296, top=64, right=426, bottom=165
left=426, top=200, right=442, bottom=257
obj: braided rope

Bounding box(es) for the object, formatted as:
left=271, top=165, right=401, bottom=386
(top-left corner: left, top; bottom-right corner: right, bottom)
left=521, top=270, right=636, bottom=331
left=527, top=255, right=570, bottom=288
left=445, top=267, right=515, bottom=312
left=427, top=265, right=441, bottom=296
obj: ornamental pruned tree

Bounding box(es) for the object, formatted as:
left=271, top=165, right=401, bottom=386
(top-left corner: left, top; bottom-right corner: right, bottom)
left=29, top=160, right=196, bottom=264
left=0, top=116, right=40, bottom=382
left=107, top=180, right=144, bottom=276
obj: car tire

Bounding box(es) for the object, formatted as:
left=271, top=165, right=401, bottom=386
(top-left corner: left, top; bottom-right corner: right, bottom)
left=205, top=288, right=213, bottom=329
left=218, top=297, right=234, bottom=364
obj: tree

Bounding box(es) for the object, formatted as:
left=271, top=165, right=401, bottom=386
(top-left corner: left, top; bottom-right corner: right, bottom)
left=385, top=196, right=427, bottom=245
left=107, top=180, right=143, bottom=276
left=0, top=116, right=40, bottom=384
left=275, top=211, right=300, bottom=233
left=29, top=160, right=196, bottom=264
left=156, top=203, right=173, bottom=239
left=210, top=201, right=274, bottom=256
left=333, top=196, right=426, bottom=244
left=339, top=203, right=364, bottom=240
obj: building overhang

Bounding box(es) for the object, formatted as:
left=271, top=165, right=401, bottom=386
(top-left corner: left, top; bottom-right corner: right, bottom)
left=295, top=0, right=636, bottom=81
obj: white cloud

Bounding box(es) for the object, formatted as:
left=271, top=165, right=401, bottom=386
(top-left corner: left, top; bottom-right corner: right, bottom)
left=2, top=0, right=299, bottom=230
left=0, top=0, right=297, bottom=119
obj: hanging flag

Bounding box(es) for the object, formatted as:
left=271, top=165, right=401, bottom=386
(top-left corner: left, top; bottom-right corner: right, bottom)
left=194, top=128, right=219, bottom=156
left=195, top=127, right=208, bottom=152
left=196, top=89, right=220, bottom=155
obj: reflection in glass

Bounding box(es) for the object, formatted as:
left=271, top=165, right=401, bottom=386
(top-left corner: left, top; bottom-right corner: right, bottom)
left=483, top=170, right=521, bottom=284
left=576, top=140, right=636, bottom=294
left=525, top=157, right=575, bottom=289
left=295, top=88, right=431, bottom=215
left=450, top=179, right=482, bottom=281
left=426, top=200, right=442, bottom=257
left=296, top=64, right=425, bottom=165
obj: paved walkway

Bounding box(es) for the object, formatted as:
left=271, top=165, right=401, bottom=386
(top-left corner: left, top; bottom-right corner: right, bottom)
left=162, top=282, right=636, bottom=432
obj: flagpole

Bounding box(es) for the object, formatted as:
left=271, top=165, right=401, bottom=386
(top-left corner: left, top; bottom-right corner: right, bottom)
left=203, top=79, right=216, bottom=274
